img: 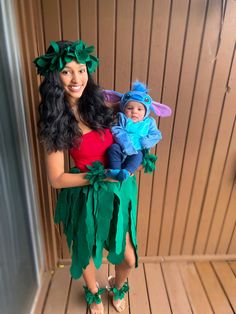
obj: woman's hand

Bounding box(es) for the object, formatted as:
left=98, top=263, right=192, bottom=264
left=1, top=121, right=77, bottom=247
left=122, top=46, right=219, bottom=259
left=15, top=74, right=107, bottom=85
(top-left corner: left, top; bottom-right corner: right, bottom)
left=103, top=177, right=119, bottom=183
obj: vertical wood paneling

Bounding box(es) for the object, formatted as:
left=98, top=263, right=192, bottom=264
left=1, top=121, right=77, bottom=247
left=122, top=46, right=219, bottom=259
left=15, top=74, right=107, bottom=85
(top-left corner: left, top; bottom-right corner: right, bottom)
left=41, top=0, right=62, bottom=45
left=197, top=49, right=236, bottom=253
left=98, top=0, right=116, bottom=89
left=79, top=0, right=97, bottom=50
left=115, top=0, right=134, bottom=91
left=131, top=0, right=153, bottom=82
left=15, top=0, right=236, bottom=270
left=167, top=0, right=208, bottom=255
left=187, top=0, right=236, bottom=254
left=174, top=0, right=222, bottom=256
left=79, top=0, right=98, bottom=82
left=130, top=0, right=154, bottom=255
left=228, top=224, right=236, bottom=254
left=60, top=0, right=79, bottom=40
left=157, top=0, right=190, bottom=255
left=217, top=179, right=236, bottom=254
left=147, top=0, right=171, bottom=255
left=207, top=118, right=236, bottom=253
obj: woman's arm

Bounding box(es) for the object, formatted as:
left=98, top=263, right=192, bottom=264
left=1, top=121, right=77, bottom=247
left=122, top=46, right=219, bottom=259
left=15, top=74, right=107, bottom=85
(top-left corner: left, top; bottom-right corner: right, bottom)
left=46, top=150, right=90, bottom=189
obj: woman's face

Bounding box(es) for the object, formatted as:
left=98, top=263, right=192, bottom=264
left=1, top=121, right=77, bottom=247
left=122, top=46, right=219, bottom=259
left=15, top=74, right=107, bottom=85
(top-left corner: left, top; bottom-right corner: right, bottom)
left=59, top=60, right=88, bottom=105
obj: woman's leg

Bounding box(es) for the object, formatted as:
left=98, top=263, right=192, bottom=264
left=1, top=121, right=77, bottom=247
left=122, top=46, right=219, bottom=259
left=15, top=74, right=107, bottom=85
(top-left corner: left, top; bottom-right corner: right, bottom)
left=114, top=232, right=136, bottom=288
left=109, top=232, right=136, bottom=311
left=83, top=259, right=104, bottom=313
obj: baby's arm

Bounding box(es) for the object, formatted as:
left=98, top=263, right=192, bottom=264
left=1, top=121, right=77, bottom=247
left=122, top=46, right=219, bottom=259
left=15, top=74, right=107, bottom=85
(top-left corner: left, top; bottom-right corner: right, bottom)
left=140, top=118, right=162, bottom=149
left=112, top=126, right=138, bottom=155
left=112, top=113, right=138, bottom=155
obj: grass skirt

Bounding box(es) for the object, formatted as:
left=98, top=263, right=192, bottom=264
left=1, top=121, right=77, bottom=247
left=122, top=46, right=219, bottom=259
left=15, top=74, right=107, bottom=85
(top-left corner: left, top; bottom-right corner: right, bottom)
left=55, top=170, right=138, bottom=279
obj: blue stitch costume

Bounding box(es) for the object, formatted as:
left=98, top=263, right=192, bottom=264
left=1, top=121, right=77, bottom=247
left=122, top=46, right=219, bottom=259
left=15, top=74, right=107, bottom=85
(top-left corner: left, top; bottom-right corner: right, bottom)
left=104, top=81, right=172, bottom=181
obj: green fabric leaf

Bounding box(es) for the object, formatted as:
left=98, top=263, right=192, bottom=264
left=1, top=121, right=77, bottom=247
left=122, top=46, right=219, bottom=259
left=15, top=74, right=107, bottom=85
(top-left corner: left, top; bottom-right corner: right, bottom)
left=110, top=282, right=129, bottom=301
left=142, top=149, right=158, bottom=173
left=33, top=39, right=99, bottom=76
left=50, top=41, right=60, bottom=53
left=83, top=286, right=106, bottom=305
left=85, top=161, right=106, bottom=185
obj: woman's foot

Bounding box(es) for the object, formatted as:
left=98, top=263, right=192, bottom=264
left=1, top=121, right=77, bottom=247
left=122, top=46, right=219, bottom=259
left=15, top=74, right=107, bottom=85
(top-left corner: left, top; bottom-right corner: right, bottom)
left=89, top=301, right=104, bottom=314
left=83, top=284, right=105, bottom=314
left=107, top=276, right=129, bottom=312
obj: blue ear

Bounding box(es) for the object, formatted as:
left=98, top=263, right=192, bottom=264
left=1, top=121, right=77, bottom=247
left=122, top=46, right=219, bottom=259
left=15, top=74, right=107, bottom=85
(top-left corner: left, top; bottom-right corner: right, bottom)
left=103, top=90, right=123, bottom=103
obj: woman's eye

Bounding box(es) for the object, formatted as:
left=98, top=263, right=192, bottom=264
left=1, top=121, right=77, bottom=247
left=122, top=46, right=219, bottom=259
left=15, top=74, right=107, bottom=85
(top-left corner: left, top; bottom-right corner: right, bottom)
left=61, top=70, right=71, bottom=75
left=80, top=68, right=86, bottom=73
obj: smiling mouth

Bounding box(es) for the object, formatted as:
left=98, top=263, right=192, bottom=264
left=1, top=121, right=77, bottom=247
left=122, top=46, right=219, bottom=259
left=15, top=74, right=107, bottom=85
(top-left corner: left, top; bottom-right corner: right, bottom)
left=68, top=85, right=82, bottom=92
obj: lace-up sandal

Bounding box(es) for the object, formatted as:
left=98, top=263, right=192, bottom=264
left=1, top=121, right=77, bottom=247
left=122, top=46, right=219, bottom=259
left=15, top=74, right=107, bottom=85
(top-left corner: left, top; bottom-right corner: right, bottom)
left=107, top=276, right=129, bottom=312
left=83, top=284, right=106, bottom=314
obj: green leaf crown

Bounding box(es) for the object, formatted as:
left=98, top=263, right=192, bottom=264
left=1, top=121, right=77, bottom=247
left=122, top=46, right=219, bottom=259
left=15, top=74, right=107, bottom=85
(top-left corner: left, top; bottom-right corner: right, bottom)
left=33, top=40, right=99, bottom=76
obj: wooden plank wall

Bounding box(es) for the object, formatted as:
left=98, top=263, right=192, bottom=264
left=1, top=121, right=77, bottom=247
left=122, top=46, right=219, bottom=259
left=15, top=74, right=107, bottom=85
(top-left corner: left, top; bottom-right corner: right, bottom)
left=14, top=0, right=236, bottom=268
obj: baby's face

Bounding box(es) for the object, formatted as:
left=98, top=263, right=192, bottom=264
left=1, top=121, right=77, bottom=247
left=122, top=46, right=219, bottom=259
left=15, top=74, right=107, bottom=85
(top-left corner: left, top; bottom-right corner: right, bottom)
left=124, top=101, right=146, bottom=122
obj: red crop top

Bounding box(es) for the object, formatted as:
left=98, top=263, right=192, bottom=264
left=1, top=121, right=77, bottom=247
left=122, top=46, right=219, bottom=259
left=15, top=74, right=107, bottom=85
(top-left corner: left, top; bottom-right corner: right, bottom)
left=69, top=129, right=114, bottom=172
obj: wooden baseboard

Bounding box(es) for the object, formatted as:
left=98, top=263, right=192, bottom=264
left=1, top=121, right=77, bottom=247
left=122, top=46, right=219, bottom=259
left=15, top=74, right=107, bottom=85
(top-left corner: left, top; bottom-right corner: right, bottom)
left=57, top=254, right=236, bottom=266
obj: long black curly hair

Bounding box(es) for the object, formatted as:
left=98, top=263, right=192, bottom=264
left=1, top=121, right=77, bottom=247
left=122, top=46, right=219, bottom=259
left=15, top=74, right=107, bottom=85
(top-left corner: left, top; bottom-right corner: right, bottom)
left=37, top=41, right=114, bottom=152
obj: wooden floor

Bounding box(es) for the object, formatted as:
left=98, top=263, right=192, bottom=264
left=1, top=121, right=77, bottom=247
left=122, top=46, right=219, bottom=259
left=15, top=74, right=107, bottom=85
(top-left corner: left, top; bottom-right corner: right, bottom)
left=34, top=260, right=236, bottom=314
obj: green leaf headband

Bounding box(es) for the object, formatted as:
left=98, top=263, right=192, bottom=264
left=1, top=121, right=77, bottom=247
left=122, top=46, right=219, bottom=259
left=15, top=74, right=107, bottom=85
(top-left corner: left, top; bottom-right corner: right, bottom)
left=33, top=40, right=99, bottom=76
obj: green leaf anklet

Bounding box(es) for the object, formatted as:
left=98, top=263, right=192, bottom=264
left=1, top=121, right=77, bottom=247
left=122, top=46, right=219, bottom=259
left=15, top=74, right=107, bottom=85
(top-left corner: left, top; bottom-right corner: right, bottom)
left=83, top=286, right=106, bottom=305
left=109, top=282, right=129, bottom=301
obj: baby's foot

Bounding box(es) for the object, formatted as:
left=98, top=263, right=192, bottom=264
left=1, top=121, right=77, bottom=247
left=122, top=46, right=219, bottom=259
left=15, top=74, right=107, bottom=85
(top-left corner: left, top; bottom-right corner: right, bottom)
left=106, top=169, right=120, bottom=179
left=116, top=169, right=130, bottom=181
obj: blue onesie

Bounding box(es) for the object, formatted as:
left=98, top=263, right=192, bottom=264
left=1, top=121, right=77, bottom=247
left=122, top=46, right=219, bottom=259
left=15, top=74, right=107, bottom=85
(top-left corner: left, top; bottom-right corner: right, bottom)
left=107, top=112, right=162, bottom=178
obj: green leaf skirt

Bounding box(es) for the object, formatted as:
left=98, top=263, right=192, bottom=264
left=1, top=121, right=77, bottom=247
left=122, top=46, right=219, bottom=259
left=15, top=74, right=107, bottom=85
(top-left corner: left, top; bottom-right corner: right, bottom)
left=54, top=171, right=138, bottom=279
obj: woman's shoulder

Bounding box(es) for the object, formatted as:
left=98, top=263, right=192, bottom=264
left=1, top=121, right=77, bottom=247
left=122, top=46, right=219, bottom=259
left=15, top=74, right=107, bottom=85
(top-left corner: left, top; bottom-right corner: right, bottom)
left=82, top=128, right=112, bottom=138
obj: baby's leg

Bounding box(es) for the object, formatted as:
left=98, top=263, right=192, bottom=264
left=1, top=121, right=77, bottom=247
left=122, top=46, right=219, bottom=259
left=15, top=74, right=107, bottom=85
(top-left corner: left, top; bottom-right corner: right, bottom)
left=115, top=151, right=143, bottom=181
left=107, top=143, right=123, bottom=169
left=122, top=150, right=143, bottom=174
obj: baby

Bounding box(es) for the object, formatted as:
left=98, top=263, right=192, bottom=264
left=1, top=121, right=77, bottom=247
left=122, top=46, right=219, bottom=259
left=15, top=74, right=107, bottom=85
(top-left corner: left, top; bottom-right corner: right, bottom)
left=103, top=81, right=172, bottom=181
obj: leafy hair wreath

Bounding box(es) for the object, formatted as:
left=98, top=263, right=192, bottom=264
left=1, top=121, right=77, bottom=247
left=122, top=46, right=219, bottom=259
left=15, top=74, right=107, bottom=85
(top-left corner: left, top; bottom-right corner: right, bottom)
left=33, top=40, right=99, bottom=76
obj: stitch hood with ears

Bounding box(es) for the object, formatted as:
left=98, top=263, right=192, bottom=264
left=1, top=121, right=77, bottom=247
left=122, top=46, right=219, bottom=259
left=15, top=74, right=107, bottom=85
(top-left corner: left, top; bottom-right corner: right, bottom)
left=103, top=81, right=172, bottom=119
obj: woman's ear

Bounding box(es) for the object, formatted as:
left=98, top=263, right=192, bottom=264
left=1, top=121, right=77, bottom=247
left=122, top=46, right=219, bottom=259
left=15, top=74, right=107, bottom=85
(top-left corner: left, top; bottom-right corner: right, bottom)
left=102, top=90, right=123, bottom=104
left=151, top=101, right=172, bottom=117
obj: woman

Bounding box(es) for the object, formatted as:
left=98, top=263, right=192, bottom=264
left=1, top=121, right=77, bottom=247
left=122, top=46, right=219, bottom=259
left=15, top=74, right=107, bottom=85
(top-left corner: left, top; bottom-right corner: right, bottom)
left=34, top=40, right=138, bottom=314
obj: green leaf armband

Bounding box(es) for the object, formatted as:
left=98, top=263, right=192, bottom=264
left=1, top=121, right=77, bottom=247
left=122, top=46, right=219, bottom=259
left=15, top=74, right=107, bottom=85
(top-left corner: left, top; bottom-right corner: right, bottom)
left=142, top=149, right=158, bottom=173
left=85, top=161, right=106, bottom=185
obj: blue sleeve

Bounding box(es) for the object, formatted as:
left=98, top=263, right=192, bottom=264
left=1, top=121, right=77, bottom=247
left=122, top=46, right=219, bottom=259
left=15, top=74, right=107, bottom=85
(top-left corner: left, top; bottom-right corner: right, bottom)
left=111, top=113, right=138, bottom=155
left=140, top=118, right=162, bottom=149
